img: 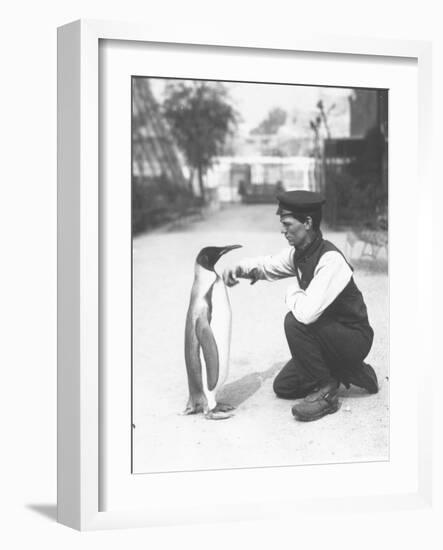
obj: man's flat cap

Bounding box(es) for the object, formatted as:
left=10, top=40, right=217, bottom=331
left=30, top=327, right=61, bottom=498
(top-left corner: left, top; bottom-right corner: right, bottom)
left=276, top=190, right=326, bottom=216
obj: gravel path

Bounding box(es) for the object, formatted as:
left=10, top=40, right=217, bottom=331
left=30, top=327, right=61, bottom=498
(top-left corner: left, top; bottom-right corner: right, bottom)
left=132, top=203, right=389, bottom=473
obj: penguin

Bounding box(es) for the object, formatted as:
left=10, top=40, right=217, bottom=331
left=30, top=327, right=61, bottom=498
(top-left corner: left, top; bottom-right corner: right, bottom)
left=183, top=244, right=242, bottom=420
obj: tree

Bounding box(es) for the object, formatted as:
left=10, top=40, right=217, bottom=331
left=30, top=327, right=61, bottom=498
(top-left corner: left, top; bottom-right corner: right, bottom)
left=251, top=107, right=287, bottom=135
left=162, top=81, right=238, bottom=202
left=309, top=100, right=336, bottom=158
left=310, top=100, right=335, bottom=142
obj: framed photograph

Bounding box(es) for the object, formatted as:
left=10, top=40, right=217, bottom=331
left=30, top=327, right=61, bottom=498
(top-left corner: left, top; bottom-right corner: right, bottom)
left=57, top=19, right=433, bottom=530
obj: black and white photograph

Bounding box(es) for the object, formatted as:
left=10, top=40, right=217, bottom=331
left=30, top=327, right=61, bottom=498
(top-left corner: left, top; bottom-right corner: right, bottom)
left=4, top=0, right=439, bottom=543
left=131, top=77, right=389, bottom=474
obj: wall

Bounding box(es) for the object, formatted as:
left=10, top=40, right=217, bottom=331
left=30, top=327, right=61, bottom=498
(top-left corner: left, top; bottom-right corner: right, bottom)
left=1, top=1, right=441, bottom=548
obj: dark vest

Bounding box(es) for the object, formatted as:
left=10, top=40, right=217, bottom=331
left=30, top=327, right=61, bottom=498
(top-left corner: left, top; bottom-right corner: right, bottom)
left=293, top=235, right=372, bottom=328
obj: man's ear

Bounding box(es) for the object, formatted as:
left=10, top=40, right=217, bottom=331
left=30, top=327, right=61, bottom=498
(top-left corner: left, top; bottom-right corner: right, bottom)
left=304, top=216, right=313, bottom=229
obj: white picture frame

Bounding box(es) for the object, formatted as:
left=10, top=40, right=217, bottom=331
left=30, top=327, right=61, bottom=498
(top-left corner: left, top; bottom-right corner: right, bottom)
left=57, top=19, right=433, bottom=530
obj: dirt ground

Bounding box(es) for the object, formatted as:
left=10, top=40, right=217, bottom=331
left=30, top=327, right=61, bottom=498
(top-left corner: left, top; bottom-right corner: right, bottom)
left=132, top=203, right=389, bottom=473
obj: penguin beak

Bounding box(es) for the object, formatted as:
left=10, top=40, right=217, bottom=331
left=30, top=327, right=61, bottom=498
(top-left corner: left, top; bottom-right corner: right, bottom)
left=219, top=244, right=242, bottom=257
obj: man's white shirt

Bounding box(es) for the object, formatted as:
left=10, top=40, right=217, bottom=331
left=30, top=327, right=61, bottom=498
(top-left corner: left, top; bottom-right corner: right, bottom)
left=236, top=247, right=352, bottom=324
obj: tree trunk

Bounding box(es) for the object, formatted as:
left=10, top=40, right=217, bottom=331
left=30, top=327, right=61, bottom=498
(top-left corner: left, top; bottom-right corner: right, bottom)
left=188, top=167, right=195, bottom=195
left=197, top=164, right=206, bottom=203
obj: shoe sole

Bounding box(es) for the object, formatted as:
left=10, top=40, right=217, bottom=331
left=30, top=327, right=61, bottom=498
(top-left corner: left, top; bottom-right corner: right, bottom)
left=292, top=401, right=340, bottom=422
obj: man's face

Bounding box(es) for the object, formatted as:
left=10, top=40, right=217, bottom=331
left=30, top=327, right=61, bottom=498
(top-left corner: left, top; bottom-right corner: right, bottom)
left=280, top=215, right=309, bottom=248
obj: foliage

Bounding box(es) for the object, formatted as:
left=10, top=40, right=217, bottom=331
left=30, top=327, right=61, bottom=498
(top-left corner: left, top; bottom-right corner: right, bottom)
left=162, top=81, right=238, bottom=201
left=132, top=175, right=199, bottom=234
left=251, top=107, right=287, bottom=135
left=310, top=100, right=336, bottom=155
left=326, top=126, right=388, bottom=228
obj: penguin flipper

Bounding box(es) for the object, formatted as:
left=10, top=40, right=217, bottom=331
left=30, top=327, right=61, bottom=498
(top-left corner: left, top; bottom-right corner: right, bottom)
left=196, top=316, right=219, bottom=391
left=213, top=402, right=235, bottom=412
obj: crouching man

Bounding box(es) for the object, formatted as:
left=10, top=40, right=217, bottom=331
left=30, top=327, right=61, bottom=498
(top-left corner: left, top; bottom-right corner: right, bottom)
left=223, top=190, right=378, bottom=422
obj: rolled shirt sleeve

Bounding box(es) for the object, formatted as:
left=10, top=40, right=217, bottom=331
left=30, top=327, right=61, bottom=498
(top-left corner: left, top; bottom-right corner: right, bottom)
left=236, top=247, right=296, bottom=281
left=285, top=251, right=352, bottom=324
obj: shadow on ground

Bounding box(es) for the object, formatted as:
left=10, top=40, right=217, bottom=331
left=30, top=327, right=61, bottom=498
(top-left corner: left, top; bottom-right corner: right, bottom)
left=218, top=363, right=282, bottom=407
left=26, top=504, right=57, bottom=522
left=338, top=386, right=377, bottom=398
left=218, top=362, right=384, bottom=405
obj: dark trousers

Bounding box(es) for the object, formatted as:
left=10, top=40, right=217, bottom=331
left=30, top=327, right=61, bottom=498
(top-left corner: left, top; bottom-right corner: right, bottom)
left=273, top=312, right=373, bottom=399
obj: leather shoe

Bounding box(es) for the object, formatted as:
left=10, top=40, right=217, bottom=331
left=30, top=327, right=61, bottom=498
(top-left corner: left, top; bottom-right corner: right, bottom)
left=292, top=382, right=339, bottom=422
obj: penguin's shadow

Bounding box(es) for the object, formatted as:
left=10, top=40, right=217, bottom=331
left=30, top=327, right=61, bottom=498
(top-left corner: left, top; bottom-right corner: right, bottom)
left=217, top=363, right=281, bottom=408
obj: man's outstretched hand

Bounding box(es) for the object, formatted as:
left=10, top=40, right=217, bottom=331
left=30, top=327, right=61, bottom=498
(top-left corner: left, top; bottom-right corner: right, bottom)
left=223, top=267, right=240, bottom=287
left=223, top=267, right=259, bottom=287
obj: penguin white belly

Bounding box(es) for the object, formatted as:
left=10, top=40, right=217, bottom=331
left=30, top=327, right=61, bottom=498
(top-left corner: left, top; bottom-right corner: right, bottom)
left=199, top=277, right=232, bottom=407
left=209, top=277, right=232, bottom=390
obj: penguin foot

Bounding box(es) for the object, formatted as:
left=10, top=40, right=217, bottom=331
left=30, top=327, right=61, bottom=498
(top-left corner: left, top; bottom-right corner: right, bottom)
left=181, top=407, right=197, bottom=415
left=182, top=395, right=207, bottom=415
left=204, top=410, right=234, bottom=420
left=214, top=402, right=235, bottom=412
left=181, top=404, right=205, bottom=415
left=204, top=402, right=235, bottom=419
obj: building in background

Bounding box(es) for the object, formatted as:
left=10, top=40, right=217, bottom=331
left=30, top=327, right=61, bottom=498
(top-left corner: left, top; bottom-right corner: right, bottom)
left=322, top=89, right=388, bottom=227
left=206, top=156, right=320, bottom=203
left=132, top=78, right=186, bottom=187
left=349, top=89, right=388, bottom=139
left=132, top=78, right=197, bottom=233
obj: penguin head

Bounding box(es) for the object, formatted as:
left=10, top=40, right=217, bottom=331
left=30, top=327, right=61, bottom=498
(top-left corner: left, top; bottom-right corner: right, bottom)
left=196, top=245, right=242, bottom=271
